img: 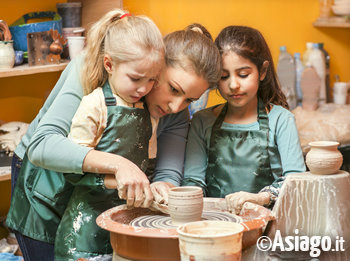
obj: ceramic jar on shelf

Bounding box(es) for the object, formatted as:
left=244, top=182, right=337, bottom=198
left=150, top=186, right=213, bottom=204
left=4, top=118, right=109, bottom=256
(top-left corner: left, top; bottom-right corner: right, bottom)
left=0, top=40, right=15, bottom=69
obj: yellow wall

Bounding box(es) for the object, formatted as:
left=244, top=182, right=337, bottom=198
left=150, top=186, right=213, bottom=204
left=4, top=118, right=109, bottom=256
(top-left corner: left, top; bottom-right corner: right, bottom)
left=1, top=0, right=349, bottom=121
left=0, top=0, right=349, bottom=233
left=123, top=0, right=350, bottom=106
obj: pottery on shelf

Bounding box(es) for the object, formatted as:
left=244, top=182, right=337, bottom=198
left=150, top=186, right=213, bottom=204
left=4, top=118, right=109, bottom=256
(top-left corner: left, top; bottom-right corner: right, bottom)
left=0, top=20, right=15, bottom=69
left=177, top=220, right=244, bottom=261
left=168, top=186, right=203, bottom=225
left=305, top=141, right=343, bottom=175
left=0, top=41, right=15, bottom=69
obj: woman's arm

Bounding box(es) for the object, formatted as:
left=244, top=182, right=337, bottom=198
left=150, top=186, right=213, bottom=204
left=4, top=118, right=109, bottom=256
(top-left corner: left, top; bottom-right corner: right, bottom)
left=182, top=111, right=210, bottom=193
left=27, top=57, right=91, bottom=173
left=150, top=109, right=189, bottom=203
left=152, top=109, right=190, bottom=185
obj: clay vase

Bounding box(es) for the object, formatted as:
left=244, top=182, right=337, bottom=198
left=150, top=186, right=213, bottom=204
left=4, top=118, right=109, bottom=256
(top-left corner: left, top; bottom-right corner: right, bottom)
left=168, top=186, right=203, bottom=225
left=306, top=141, right=343, bottom=175
left=177, top=220, right=244, bottom=261
left=0, top=40, right=15, bottom=69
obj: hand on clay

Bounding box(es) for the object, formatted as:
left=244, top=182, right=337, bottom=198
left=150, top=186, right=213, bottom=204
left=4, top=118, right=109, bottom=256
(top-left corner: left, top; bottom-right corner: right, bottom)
left=83, top=150, right=153, bottom=208
left=150, top=181, right=175, bottom=205
left=114, top=157, right=153, bottom=209
left=225, top=191, right=270, bottom=215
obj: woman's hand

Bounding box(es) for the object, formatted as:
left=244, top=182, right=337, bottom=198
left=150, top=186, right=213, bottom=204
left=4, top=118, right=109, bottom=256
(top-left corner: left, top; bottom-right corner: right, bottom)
left=114, top=158, right=153, bottom=208
left=83, top=150, right=153, bottom=208
left=225, top=191, right=270, bottom=215
left=150, top=181, right=175, bottom=205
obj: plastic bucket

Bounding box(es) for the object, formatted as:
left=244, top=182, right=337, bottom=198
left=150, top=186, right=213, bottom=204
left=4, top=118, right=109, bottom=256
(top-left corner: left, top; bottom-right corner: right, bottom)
left=56, top=2, right=82, bottom=28
left=9, top=12, right=62, bottom=51
left=177, top=220, right=244, bottom=261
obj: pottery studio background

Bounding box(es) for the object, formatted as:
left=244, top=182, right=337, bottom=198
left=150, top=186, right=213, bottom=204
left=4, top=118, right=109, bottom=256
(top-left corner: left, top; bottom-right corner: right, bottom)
left=1, top=0, right=350, bottom=237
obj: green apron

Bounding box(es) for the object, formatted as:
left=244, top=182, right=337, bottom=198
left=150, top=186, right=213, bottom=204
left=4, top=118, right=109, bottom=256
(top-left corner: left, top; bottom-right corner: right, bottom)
left=206, top=98, right=274, bottom=198
left=6, top=151, right=75, bottom=244
left=54, top=82, right=152, bottom=260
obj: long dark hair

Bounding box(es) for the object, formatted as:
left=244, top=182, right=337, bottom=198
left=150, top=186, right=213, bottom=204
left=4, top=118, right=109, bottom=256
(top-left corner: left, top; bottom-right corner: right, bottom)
left=215, top=25, right=288, bottom=109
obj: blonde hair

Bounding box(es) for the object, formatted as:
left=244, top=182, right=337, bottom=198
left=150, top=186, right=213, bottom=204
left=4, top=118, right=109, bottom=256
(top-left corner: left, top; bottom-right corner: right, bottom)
left=81, top=9, right=164, bottom=95
left=164, top=24, right=221, bottom=89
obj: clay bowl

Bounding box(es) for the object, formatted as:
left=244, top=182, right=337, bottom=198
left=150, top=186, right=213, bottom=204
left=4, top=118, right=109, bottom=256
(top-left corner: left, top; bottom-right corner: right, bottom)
left=97, top=198, right=274, bottom=261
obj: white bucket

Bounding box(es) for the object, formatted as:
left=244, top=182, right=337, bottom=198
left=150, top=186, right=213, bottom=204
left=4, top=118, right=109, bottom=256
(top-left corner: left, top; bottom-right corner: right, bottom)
left=177, top=220, right=244, bottom=261
left=67, top=36, right=85, bottom=60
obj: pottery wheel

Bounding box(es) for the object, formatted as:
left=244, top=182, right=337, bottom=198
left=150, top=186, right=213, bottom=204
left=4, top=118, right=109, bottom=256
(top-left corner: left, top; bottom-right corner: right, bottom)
left=130, top=211, right=242, bottom=229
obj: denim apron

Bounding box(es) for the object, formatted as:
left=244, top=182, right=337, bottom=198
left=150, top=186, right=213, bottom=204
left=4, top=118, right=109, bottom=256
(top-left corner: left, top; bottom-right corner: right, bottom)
left=206, top=99, right=274, bottom=197
left=54, top=82, right=152, bottom=260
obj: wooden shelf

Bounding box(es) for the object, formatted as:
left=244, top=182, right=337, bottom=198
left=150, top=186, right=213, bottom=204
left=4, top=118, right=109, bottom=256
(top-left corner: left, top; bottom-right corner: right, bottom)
left=313, top=17, right=350, bottom=28
left=0, top=60, right=69, bottom=78
left=0, top=173, right=10, bottom=182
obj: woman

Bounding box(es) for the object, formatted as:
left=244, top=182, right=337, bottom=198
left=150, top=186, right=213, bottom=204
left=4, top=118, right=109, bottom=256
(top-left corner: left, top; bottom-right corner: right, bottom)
left=7, top=20, right=221, bottom=260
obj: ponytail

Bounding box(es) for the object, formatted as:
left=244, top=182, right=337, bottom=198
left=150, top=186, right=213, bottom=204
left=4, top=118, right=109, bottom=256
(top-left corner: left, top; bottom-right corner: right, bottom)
left=81, top=9, right=164, bottom=95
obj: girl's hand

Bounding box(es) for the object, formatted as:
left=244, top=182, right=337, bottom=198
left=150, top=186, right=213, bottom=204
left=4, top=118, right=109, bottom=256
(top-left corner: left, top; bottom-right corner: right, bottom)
left=225, top=191, right=270, bottom=215
left=150, top=181, right=175, bottom=205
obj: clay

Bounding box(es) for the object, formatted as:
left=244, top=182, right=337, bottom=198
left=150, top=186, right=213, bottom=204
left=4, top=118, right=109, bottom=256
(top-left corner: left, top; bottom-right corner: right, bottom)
left=168, top=186, right=203, bottom=225
left=130, top=211, right=242, bottom=229
left=177, top=220, right=244, bottom=261
left=269, top=171, right=350, bottom=248
left=301, top=66, right=321, bottom=110
left=306, top=141, right=343, bottom=174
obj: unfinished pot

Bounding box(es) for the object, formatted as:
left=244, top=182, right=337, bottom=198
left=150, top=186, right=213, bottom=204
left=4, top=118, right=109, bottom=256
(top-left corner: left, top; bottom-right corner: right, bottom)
left=96, top=199, right=274, bottom=261
left=306, top=141, right=343, bottom=175
left=168, top=186, right=203, bottom=225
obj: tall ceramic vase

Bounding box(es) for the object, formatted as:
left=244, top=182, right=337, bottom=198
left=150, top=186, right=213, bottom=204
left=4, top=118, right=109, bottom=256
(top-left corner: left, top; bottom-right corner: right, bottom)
left=306, top=141, right=343, bottom=175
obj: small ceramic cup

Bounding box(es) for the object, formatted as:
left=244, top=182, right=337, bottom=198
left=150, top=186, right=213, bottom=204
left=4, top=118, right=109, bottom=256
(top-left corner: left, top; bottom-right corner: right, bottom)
left=168, top=186, right=203, bottom=225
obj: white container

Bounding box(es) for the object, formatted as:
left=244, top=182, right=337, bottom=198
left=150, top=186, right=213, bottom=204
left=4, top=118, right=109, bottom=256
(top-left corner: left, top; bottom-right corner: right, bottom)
left=308, top=43, right=326, bottom=104
left=0, top=40, right=15, bottom=69
left=333, top=82, right=349, bottom=105
left=177, top=220, right=244, bottom=261
left=302, top=42, right=313, bottom=66
left=277, top=46, right=297, bottom=110
left=67, top=36, right=86, bottom=60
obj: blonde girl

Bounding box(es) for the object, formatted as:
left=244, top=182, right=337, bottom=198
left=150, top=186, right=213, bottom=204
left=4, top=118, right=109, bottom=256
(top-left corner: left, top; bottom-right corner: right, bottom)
left=7, top=9, right=164, bottom=261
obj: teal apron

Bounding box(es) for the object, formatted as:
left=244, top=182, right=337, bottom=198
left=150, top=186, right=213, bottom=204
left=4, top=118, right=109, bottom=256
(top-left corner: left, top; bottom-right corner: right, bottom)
left=54, top=82, right=152, bottom=260
left=206, top=99, right=274, bottom=198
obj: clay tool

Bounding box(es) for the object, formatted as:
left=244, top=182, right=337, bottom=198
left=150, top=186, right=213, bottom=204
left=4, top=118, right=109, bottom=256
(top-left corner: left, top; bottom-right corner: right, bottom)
left=149, top=200, right=169, bottom=214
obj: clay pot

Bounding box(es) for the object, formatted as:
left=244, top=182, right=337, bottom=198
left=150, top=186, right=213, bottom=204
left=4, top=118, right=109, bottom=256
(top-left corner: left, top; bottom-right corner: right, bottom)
left=177, top=220, right=244, bottom=261
left=306, top=141, right=343, bottom=175
left=168, top=186, right=203, bottom=225
left=0, top=41, right=15, bottom=69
